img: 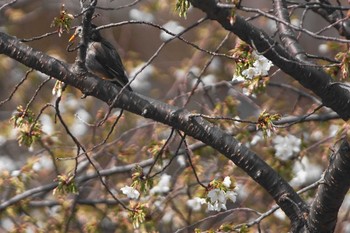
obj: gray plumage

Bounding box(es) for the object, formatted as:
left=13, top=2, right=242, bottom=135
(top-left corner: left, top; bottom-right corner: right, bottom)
left=71, top=25, right=132, bottom=91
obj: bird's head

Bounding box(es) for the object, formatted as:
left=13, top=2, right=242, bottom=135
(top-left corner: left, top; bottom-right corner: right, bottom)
left=68, top=24, right=102, bottom=42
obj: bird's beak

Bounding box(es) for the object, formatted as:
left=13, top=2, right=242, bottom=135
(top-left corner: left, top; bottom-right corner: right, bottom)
left=68, top=32, right=78, bottom=42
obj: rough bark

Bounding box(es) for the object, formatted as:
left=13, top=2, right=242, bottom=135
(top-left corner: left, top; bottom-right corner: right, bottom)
left=308, top=138, right=350, bottom=233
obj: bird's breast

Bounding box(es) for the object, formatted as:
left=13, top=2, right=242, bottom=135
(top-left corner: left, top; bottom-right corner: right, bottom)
left=86, top=42, right=110, bottom=79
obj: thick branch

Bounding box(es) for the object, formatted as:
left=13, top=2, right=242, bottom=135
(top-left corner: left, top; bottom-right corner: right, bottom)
left=0, top=32, right=308, bottom=230
left=273, top=0, right=308, bottom=61
left=77, top=0, right=97, bottom=67
left=308, top=138, right=350, bottom=233
left=189, top=0, right=350, bottom=120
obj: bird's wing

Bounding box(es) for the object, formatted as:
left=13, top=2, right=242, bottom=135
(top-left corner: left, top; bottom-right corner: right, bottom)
left=91, top=41, right=131, bottom=90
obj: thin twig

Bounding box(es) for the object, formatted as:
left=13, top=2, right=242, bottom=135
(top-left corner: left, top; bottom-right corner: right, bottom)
left=23, top=77, right=52, bottom=115
left=146, top=129, right=175, bottom=177
left=180, top=131, right=207, bottom=189
left=0, top=69, right=33, bottom=107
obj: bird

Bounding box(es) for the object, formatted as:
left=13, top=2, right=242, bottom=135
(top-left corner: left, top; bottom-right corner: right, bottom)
left=69, top=24, right=132, bottom=91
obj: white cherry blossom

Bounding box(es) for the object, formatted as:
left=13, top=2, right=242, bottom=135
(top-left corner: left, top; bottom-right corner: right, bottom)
left=150, top=174, right=171, bottom=195
left=120, top=186, right=140, bottom=199
left=273, top=134, right=301, bottom=161
left=223, top=176, right=232, bottom=188
left=186, top=197, right=206, bottom=211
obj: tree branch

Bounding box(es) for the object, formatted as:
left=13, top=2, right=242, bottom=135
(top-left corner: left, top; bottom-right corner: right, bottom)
left=305, top=0, right=350, bottom=39
left=308, top=137, right=350, bottom=233
left=273, top=0, right=308, bottom=61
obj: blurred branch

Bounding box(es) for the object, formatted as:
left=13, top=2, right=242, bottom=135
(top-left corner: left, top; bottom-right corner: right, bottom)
left=29, top=198, right=126, bottom=207
left=274, top=112, right=339, bottom=125
left=0, top=0, right=17, bottom=11
left=268, top=82, right=322, bottom=105
left=0, top=182, right=58, bottom=211
left=0, top=158, right=154, bottom=211
left=274, top=104, right=324, bottom=128
left=176, top=207, right=261, bottom=233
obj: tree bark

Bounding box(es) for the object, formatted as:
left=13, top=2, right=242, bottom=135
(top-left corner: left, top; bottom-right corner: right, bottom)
left=308, top=138, right=350, bottom=233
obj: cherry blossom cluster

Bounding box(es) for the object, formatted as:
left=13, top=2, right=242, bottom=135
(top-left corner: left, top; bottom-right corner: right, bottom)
left=119, top=173, right=173, bottom=228
left=233, top=51, right=273, bottom=81
left=187, top=176, right=238, bottom=212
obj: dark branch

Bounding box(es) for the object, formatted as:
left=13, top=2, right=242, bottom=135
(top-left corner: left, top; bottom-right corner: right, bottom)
left=305, top=0, right=350, bottom=39
left=308, top=138, right=350, bottom=233
left=273, top=0, right=308, bottom=61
